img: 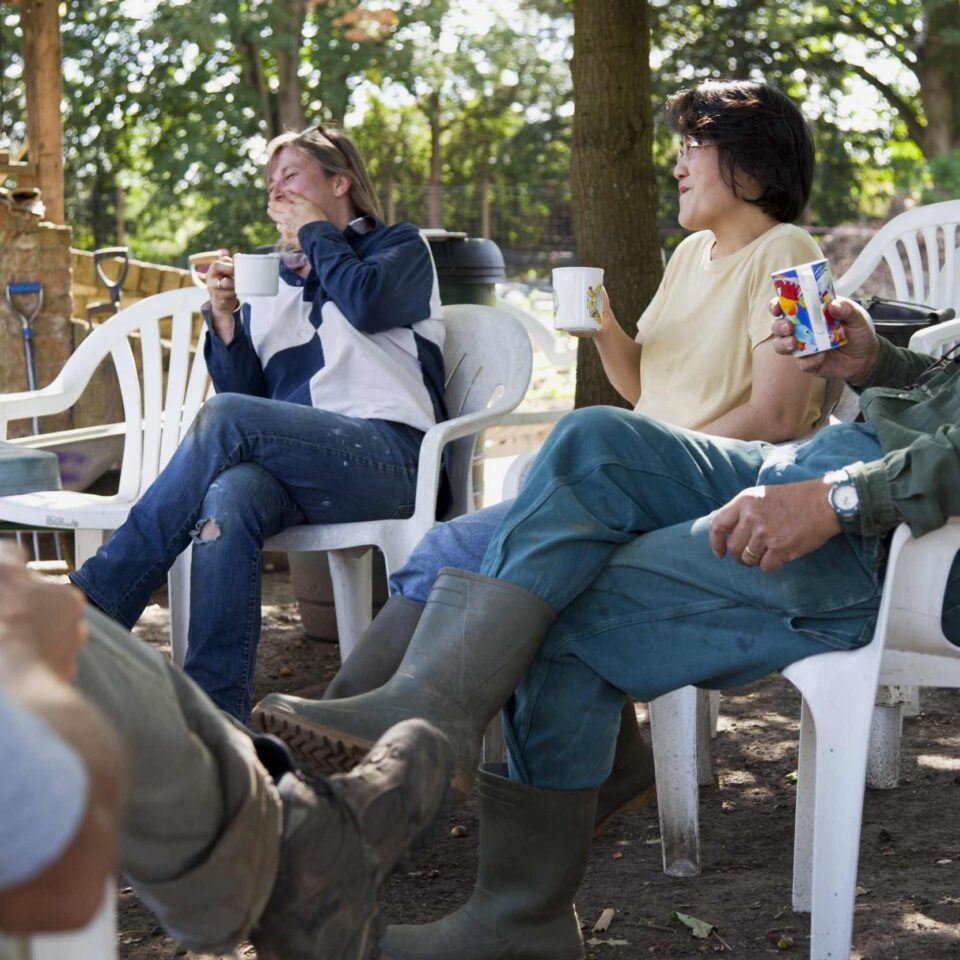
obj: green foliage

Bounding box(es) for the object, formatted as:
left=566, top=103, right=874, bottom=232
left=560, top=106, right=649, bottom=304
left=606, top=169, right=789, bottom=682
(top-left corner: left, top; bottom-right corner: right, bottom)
left=924, top=150, right=960, bottom=203
left=0, top=0, right=941, bottom=273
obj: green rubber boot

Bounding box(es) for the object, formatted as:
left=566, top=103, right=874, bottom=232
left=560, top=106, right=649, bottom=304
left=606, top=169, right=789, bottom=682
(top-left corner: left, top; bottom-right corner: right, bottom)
left=380, top=763, right=596, bottom=960
left=322, top=596, right=424, bottom=701
left=253, top=570, right=556, bottom=802
left=594, top=697, right=657, bottom=837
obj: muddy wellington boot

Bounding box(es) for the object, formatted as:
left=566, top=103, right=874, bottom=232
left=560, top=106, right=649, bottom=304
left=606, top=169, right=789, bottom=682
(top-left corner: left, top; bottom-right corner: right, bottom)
left=322, top=597, right=424, bottom=701
left=253, top=569, right=556, bottom=802
left=593, top=697, right=658, bottom=837
left=251, top=718, right=453, bottom=960
left=381, top=763, right=597, bottom=960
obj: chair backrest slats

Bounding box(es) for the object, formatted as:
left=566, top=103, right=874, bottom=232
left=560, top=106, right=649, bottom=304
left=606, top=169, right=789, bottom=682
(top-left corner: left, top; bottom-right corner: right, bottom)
left=883, top=246, right=912, bottom=301
left=180, top=323, right=211, bottom=441
left=437, top=305, right=532, bottom=519
left=836, top=201, right=960, bottom=314
left=158, top=305, right=193, bottom=470
left=138, top=315, right=165, bottom=492
left=109, top=335, right=144, bottom=502
left=939, top=223, right=959, bottom=313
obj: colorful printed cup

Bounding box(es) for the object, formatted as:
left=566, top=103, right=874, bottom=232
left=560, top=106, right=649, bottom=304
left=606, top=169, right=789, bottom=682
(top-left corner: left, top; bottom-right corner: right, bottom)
left=552, top=267, right=604, bottom=332
left=771, top=258, right=846, bottom=356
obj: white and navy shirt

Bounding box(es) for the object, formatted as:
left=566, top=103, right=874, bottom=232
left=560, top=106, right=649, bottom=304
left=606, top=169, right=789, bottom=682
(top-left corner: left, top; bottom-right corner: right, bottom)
left=203, top=217, right=447, bottom=432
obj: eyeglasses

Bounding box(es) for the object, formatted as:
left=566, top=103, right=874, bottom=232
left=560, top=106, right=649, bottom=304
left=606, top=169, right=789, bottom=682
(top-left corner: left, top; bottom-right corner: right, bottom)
left=903, top=341, right=960, bottom=394
left=676, top=137, right=713, bottom=163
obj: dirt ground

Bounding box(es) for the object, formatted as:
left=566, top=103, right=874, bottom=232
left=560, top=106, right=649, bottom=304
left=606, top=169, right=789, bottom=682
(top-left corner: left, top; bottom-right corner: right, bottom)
left=111, top=569, right=960, bottom=960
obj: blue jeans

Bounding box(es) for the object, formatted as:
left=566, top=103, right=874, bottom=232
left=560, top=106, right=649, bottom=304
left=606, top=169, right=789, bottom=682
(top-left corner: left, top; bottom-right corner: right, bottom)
left=389, top=500, right=512, bottom=601
left=471, top=407, right=889, bottom=789
left=72, top=392, right=423, bottom=720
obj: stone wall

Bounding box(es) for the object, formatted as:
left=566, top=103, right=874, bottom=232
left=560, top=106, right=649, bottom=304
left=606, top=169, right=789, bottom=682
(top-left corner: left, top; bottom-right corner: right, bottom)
left=0, top=207, right=74, bottom=438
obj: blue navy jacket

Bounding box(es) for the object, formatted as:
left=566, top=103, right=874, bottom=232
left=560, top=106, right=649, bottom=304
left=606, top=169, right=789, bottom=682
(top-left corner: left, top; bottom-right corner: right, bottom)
left=203, top=218, right=447, bottom=433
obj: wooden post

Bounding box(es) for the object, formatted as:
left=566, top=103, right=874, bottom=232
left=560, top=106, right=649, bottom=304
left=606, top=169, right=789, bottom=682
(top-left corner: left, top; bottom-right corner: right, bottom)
left=479, top=172, right=491, bottom=239
left=20, top=0, right=65, bottom=223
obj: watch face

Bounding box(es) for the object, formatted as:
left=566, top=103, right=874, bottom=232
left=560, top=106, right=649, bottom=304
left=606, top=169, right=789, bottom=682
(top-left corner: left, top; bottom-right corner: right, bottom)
left=832, top=482, right=859, bottom=513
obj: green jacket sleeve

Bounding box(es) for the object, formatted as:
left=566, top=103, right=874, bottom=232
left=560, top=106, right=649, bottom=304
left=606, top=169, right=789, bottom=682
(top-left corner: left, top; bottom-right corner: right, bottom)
left=854, top=336, right=933, bottom=392
left=847, top=423, right=960, bottom=538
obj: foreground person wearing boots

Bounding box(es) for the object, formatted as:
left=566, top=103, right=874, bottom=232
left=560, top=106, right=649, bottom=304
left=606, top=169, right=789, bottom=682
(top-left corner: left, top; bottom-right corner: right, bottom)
left=253, top=296, right=960, bottom=959
left=0, top=552, right=452, bottom=960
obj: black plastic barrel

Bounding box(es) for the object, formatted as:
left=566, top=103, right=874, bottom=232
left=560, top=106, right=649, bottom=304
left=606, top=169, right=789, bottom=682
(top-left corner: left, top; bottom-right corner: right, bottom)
left=423, top=229, right=506, bottom=305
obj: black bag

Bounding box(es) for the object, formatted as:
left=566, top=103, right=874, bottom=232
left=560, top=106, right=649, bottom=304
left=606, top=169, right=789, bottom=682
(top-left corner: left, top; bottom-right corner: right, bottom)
left=856, top=296, right=956, bottom=348
left=857, top=296, right=955, bottom=324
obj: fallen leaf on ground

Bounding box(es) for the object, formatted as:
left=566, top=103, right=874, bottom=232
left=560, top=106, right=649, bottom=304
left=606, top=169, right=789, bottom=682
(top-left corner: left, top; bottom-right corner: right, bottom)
left=671, top=911, right=716, bottom=939
left=585, top=937, right=629, bottom=947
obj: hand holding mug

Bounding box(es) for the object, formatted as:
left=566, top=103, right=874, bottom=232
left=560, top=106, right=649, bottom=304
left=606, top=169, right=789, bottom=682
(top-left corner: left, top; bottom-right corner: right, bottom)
left=206, top=253, right=239, bottom=316
left=770, top=296, right=881, bottom=385
left=566, top=285, right=614, bottom=339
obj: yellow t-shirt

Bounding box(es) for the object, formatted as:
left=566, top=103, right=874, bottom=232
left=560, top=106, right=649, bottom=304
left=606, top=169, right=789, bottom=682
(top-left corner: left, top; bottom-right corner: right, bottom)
left=634, top=222, right=825, bottom=433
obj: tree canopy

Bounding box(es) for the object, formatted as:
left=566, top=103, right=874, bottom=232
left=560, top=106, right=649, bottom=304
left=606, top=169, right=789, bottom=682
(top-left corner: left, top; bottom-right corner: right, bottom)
left=0, top=0, right=954, bottom=264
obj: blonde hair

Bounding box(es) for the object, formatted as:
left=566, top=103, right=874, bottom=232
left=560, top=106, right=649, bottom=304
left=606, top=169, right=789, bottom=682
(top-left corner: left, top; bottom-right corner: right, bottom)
left=265, top=125, right=384, bottom=221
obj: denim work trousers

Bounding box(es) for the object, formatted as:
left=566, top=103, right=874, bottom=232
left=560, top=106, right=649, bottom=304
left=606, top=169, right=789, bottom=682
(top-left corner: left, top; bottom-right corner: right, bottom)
left=77, top=607, right=281, bottom=951
left=389, top=499, right=512, bottom=601
left=72, top=392, right=423, bottom=719
left=474, top=407, right=889, bottom=790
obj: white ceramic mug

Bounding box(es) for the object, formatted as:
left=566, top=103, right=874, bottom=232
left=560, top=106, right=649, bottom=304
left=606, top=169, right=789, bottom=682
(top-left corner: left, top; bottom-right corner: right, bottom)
left=233, top=253, right=280, bottom=297
left=552, top=267, right=604, bottom=331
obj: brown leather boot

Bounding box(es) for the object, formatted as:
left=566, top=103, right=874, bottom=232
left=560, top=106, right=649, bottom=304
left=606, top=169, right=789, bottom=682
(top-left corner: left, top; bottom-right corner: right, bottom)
left=594, top=697, right=657, bottom=837
left=251, top=717, right=453, bottom=960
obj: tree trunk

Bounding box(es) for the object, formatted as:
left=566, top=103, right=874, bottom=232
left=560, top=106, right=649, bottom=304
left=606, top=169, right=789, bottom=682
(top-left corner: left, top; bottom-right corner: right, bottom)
left=427, top=90, right=443, bottom=228
left=571, top=0, right=662, bottom=408
left=274, top=0, right=307, bottom=133
left=916, top=0, right=960, bottom=157
left=479, top=171, right=492, bottom=238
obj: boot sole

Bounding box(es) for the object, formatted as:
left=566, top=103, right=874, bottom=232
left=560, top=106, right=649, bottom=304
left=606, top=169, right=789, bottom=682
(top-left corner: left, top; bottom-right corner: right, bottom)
left=592, top=784, right=657, bottom=839
left=253, top=707, right=374, bottom=774
left=252, top=706, right=475, bottom=804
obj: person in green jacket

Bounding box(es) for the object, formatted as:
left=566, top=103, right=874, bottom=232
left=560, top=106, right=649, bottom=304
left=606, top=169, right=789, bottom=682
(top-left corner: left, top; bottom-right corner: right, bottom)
left=255, top=296, right=960, bottom=960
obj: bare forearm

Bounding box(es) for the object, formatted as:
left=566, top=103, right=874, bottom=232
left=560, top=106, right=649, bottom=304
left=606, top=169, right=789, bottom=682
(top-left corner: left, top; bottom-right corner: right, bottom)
left=592, top=326, right=644, bottom=406
left=701, top=400, right=807, bottom=443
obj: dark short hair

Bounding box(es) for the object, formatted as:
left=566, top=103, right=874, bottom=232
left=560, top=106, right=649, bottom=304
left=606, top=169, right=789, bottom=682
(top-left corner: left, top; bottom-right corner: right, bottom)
left=665, top=80, right=815, bottom=223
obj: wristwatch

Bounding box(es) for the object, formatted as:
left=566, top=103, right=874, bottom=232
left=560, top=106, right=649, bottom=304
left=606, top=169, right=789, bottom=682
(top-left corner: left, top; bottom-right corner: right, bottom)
left=826, top=469, right=860, bottom=533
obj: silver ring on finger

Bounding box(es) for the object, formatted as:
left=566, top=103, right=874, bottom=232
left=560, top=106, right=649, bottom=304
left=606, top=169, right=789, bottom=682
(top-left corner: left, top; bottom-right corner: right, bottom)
left=743, top=545, right=762, bottom=563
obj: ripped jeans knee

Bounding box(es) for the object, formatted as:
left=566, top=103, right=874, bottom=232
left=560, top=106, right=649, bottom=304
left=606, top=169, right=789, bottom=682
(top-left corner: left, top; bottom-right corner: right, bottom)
left=192, top=518, right=222, bottom=543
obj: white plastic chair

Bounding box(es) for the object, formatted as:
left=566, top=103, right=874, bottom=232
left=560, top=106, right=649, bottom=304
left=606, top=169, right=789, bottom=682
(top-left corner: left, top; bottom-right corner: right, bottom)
left=835, top=199, right=960, bottom=312
left=167, top=304, right=533, bottom=664
left=0, top=287, right=211, bottom=567
left=0, top=881, right=117, bottom=960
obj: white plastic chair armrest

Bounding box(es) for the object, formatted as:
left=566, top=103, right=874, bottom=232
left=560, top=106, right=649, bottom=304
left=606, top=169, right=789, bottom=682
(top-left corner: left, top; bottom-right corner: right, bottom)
left=882, top=517, right=960, bottom=623
left=412, top=407, right=523, bottom=521
left=0, top=383, right=73, bottom=437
